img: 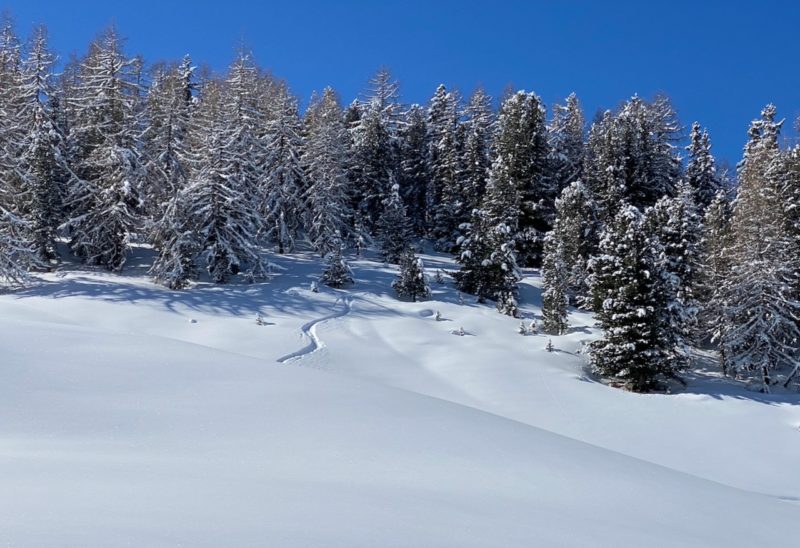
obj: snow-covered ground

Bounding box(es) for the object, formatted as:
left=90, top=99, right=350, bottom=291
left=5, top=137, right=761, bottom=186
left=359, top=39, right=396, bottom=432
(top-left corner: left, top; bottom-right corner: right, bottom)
left=1, top=246, right=799, bottom=547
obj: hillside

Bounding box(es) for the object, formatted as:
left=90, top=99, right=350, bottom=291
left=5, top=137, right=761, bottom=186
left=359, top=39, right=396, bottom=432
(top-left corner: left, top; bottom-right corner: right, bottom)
left=1, top=247, right=798, bottom=547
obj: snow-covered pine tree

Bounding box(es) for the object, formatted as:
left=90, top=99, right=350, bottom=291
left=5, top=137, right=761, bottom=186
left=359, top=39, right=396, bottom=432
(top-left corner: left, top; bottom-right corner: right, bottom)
left=376, top=179, right=412, bottom=263
left=698, top=189, right=732, bottom=342
left=392, top=247, right=431, bottom=302
left=493, top=90, right=552, bottom=266
left=590, top=205, right=685, bottom=392
left=583, top=110, right=626, bottom=223
left=349, top=68, right=399, bottom=233
left=549, top=92, right=585, bottom=196
left=13, top=26, right=69, bottom=266
left=685, top=122, right=721, bottom=212
left=714, top=106, right=800, bottom=390
left=780, top=144, right=800, bottom=311
left=320, top=237, right=353, bottom=288
left=303, top=88, right=353, bottom=256
left=260, top=89, right=306, bottom=253
left=455, top=156, right=522, bottom=313
left=0, top=24, right=37, bottom=288
left=458, top=87, right=494, bottom=217
left=426, top=84, right=463, bottom=250
left=584, top=96, right=681, bottom=225
left=397, top=104, right=429, bottom=234
left=223, top=50, right=267, bottom=227
left=141, top=56, right=195, bottom=225
left=541, top=231, right=569, bottom=335
left=493, top=223, right=522, bottom=317
left=550, top=181, right=600, bottom=308
left=0, top=206, right=33, bottom=287
left=645, top=182, right=702, bottom=363
left=172, top=76, right=268, bottom=284
left=0, top=19, right=36, bottom=281
left=148, top=188, right=198, bottom=289
left=62, top=28, right=144, bottom=271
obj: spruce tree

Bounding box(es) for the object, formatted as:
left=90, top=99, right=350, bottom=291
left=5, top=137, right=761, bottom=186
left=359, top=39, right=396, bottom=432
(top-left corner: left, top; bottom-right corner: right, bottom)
left=458, top=87, right=494, bottom=216
left=584, top=96, right=681, bottom=225
left=550, top=181, right=601, bottom=308
left=376, top=180, right=412, bottom=263
left=685, top=122, right=721, bottom=212
left=349, top=68, right=399, bottom=232
left=590, top=206, right=684, bottom=391
left=541, top=232, right=569, bottom=335
left=397, top=104, right=429, bottom=234
left=645, top=182, right=702, bottom=362
left=549, top=92, right=585, bottom=195
left=426, top=84, right=463, bottom=250
left=494, top=90, right=552, bottom=266
left=393, top=247, right=431, bottom=302
left=320, top=237, right=353, bottom=288
left=455, top=156, right=522, bottom=313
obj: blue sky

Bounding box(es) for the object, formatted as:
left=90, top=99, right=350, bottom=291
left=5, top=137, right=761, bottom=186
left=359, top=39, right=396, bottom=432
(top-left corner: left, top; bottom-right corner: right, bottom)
left=4, top=0, right=799, bottom=164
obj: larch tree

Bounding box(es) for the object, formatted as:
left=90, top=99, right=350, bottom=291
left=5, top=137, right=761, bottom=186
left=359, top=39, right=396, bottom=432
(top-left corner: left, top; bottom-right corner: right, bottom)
left=260, top=88, right=306, bottom=253
left=173, top=75, right=268, bottom=284
left=14, top=25, right=69, bottom=266
left=62, top=28, right=145, bottom=271
left=146, top=57, right=199, bottom=289
left=714, top=105, right=800, bottom=391
left=303, top=87, right=353, bottom=255
left=0, top=19, right=37, bottom=283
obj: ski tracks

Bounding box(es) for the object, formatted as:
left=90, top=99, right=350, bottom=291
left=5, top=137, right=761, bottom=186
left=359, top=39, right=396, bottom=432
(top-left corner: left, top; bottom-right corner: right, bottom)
left=277, top=296, right=353, bottom=364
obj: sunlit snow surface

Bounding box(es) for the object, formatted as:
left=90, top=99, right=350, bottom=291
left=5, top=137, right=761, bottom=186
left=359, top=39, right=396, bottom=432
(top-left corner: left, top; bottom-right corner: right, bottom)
left=1, top=246, right=798, bottom=547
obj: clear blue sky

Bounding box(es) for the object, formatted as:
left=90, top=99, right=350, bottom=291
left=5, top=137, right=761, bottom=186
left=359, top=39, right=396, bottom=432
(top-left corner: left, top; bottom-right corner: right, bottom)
left=4, top=0, right=799, bottom=165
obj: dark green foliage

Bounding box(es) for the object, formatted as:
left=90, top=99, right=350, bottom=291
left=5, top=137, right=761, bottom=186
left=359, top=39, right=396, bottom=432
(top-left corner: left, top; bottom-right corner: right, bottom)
left=393, top=247, right=431, bottom=302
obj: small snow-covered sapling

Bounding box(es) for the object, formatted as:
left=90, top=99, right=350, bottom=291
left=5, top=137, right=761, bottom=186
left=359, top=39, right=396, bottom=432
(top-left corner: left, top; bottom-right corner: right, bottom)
left=256, top=314, right=265, bottom=326
left=546, top=339, right=554, bottom=352
left=518, top=321, right=527, bottom=335
left=435, top=270, right=445, bottom=284
left=435, top=310, right=442, bottom=321
left=529, top=320, right=538, bottom=335
left=310, top=280, right=319, bottom=293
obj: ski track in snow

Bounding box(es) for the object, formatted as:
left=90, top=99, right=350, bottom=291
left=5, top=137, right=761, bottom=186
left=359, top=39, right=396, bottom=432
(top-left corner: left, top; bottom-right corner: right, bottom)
left=277, top=296, right=353, bottom=364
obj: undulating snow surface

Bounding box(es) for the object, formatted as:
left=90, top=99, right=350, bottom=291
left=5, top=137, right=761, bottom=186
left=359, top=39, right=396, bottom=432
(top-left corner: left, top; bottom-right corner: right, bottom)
left=1, top=247, right=799, bottom=547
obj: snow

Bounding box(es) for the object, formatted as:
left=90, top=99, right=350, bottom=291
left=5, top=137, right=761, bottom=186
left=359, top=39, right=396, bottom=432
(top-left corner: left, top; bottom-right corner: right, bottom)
left=1, top=246, right=799, bottom=547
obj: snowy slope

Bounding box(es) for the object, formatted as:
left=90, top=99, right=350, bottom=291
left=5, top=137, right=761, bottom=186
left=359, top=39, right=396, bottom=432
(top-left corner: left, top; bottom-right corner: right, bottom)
left=1, top=247, right=799, bottom=547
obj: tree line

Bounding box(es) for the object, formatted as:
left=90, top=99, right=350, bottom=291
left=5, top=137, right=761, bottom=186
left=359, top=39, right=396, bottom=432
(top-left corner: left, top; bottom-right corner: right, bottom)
left=0, top=22, right=797, bottom=392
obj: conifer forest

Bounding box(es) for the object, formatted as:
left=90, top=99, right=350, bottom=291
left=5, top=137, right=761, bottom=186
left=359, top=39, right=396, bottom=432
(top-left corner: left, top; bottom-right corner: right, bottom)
left=1, top=21, right=799, bottom=396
